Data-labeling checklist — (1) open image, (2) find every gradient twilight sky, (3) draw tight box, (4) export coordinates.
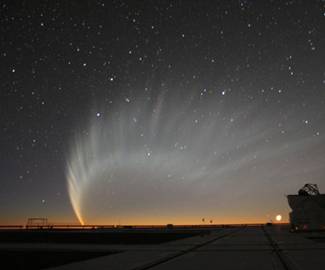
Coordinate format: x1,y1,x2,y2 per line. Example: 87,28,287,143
1,1,325,225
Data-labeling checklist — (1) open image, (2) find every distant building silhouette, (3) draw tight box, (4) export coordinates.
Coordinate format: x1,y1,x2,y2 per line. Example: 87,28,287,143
287,184,325,230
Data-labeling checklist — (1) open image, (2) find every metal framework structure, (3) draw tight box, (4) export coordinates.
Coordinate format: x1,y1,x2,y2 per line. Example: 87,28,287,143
26,217,48,227
298,184,320,196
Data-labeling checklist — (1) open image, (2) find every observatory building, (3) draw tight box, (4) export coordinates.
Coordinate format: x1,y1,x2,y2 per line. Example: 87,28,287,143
287,184,325,230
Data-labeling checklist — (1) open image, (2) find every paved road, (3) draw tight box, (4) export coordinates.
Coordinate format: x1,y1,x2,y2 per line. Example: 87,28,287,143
12,226,325,270
128,226,325,270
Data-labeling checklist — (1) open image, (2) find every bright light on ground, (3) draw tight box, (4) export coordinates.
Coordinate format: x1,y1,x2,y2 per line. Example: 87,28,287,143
275,214,282,221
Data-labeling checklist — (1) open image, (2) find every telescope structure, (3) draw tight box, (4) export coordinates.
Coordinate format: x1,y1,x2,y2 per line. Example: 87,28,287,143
287,184,325,230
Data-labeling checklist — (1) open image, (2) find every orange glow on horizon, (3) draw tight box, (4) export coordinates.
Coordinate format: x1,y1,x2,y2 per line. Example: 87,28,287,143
0,206,290,226
0,214,289,226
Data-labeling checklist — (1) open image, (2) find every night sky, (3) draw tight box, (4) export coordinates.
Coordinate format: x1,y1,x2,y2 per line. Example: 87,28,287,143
1,1,325,225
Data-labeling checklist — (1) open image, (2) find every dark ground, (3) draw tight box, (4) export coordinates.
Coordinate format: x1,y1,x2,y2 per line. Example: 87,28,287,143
0,228,209,269
0,250,117,270
0,228,208,244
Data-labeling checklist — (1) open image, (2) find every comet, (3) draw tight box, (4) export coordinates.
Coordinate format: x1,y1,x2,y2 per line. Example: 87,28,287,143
66,89,323,225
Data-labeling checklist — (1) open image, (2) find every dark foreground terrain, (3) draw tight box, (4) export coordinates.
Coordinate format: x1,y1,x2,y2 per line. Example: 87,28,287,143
1,225,325,270
0,227,206,244
0,227,208,269
0,250,117,270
